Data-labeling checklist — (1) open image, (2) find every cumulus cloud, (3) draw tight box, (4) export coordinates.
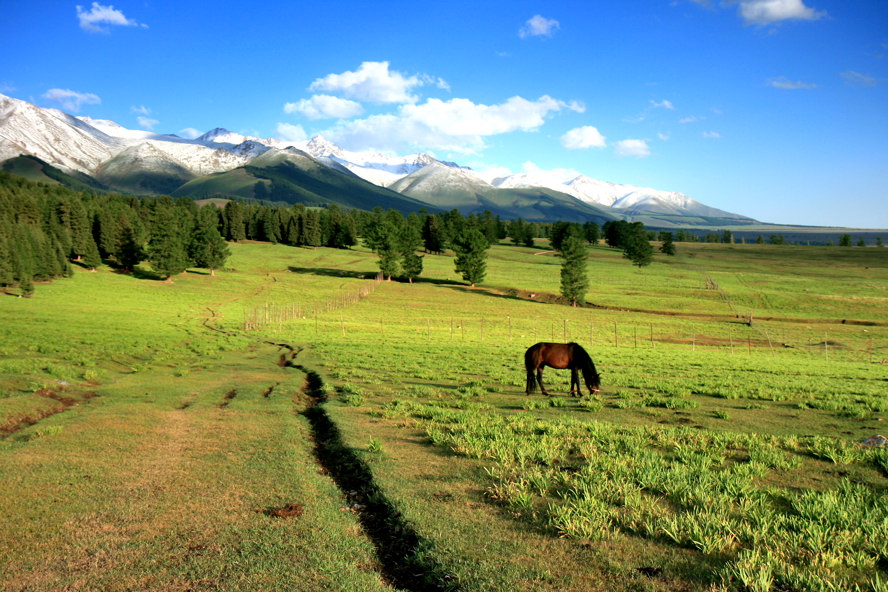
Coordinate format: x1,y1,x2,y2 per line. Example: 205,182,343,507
284,95,364,120
767,76,817,89
737,0,825,26
276,122,308,143
308,61,444,105
560,126,606,150
651,99,675,110
614,139,650,158
519,14,560,38
42,88,100,112
322,95,583,154
76,2,145,33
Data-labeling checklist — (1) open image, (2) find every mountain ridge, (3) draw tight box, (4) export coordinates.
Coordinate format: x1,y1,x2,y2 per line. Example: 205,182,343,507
0,92,753,225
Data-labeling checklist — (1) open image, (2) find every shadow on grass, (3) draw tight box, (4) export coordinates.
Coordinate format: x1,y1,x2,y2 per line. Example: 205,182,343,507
297,368,458,592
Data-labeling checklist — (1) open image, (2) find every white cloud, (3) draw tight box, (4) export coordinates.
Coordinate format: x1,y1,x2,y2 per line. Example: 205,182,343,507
679,115,702,124
137,116,159,130
76,2,145,33
841,71,878,87
284,95,364,120
626,99,676,123
275,122,308,143
614,139,650,158
738,0,825,25
702,131,721,139
322,95,582,154
767,76,817,90
42,88,100,112
178,128,202,139
522,161,582,181
519,14,560,38
131,105,151,116
561,126,606,149
308,61,442,104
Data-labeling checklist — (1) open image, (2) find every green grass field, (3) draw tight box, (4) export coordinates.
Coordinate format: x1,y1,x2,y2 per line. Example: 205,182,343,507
1,240,886,591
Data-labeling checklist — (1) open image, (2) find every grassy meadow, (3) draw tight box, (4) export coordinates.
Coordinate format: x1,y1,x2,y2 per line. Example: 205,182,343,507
1,239,886,591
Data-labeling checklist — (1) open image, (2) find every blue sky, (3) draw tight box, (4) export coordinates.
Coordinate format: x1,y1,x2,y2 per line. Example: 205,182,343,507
2,0,886,228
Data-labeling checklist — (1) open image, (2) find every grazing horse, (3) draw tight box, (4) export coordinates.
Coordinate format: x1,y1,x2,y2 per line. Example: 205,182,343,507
525,342,601,397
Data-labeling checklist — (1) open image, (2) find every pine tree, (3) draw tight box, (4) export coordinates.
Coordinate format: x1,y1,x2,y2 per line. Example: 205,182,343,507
398,220,423,283
302,210,323,247
148,202,188,281
583,221,601,245
364,213,401,280
223,201,246,241
190,206,230,275
559,234,589,306
452,228,489,287
116,224,142,272
659,231,676,256
422,214,445,253
623,224,654,268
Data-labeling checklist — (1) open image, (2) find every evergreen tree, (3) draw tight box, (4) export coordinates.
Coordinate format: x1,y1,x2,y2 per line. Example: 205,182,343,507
148,202,188,281
623,224,654,268
659,231,676,256
402,252,423,283
422,213,445,253
364,211,402,280
398,218,424,283
603,220,631,248
116,224,142,272
551,221,583,251
325,205,357,249
583,221,601,245
559,234,589,307
509,218,534,247
190,206,230,275
452,228,489,287
81,232,102,271
302,210,323,247
223,201,246,241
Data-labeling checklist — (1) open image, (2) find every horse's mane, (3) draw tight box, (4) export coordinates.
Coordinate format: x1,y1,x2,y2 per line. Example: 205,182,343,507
570,343,599,380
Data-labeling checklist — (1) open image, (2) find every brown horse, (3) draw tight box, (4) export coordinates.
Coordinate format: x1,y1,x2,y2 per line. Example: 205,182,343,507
525,342,601,396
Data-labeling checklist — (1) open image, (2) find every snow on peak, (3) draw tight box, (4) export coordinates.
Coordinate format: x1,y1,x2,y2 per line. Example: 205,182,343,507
196,128,248,145
304,135,343,158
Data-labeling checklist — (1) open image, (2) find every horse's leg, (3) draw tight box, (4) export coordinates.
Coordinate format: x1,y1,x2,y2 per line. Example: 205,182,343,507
525,368,536,395
570,368,580,396
536,368,550,396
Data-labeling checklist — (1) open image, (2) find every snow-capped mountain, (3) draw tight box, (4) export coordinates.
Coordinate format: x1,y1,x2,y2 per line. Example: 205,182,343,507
0,92,753,224
300,135,456,188
491,169,750,221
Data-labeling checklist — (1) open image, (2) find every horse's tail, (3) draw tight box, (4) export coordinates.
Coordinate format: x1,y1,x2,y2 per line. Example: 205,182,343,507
524,345,538,393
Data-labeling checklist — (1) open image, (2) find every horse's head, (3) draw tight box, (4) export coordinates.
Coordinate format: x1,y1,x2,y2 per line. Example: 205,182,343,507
586,370,601,395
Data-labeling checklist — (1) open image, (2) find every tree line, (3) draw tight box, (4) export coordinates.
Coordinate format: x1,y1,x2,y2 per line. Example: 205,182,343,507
1,172,671,297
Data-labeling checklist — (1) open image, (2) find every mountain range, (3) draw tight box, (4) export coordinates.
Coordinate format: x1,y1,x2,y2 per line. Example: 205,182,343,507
0,92,756,226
